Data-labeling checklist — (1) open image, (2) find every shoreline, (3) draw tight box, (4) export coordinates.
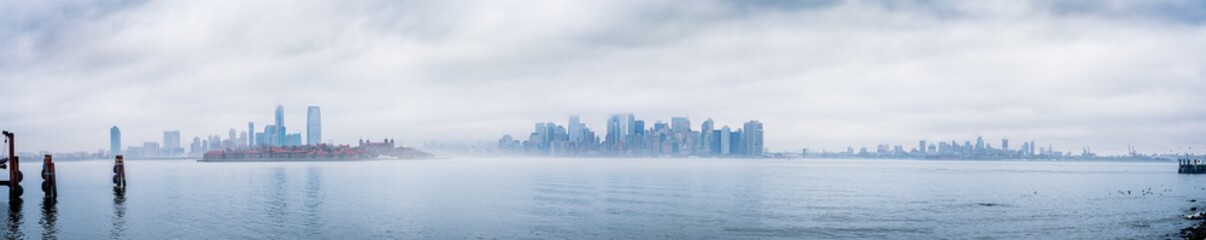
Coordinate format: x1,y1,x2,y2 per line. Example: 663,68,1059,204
197,156,446,163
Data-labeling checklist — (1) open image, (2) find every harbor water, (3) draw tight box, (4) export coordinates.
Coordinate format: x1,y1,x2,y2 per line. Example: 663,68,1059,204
1,158,1202,239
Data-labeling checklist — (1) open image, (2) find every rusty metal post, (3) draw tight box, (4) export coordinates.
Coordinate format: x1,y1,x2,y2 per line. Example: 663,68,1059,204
113,155,126,188
3,131,21,197
41,154,56,198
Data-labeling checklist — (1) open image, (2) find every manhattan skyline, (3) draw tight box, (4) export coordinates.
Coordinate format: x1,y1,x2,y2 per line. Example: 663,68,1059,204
1,1,1204,155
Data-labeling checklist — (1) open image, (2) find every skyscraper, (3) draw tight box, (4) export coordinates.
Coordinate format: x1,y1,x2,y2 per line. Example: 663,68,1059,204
307,106,321,145
110,126,121,156
719,126,731,155
606,114,624,152
743,120,763,157
163,130,181,156
919,140,927,153
248,122,255,147
699,118,714,155
975,136,985,152
1001,138,1009,151
275,104,285,146
568,115,580,144
671,117,690,133
625,113,636,138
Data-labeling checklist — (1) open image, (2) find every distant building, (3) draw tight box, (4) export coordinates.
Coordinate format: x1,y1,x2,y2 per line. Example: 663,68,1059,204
190,137,202,154
163,130,181,156
568,115,581,144
275,104,285,146
720,126,731,155
248,122,255,147
142,142,160,158
110,126,121,157
605,114,624,152
743,120,763,157
287,133,303,146
699,119,714,155
975,136,985,153
307,106,321,145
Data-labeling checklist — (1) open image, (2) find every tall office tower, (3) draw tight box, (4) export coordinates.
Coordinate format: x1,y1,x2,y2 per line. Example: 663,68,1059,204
190,137,201,154
919,140,927,153
625,113,635,138
731,129,744,156
743,121,764,157
1029,141,1036,155
248,122,255,147
534,122,548,147
1001,139,1009,151
671,117,691,154
699,119,714,154
568,115,581,144
975,136,985,152
265,125,277,146
720,126,731,155
229,128,236,144
275,105,285,146
671,117,690,134
110,126,122,156
307,106,321,145
163,130,181,156
606,114,624,152
238,131,248,148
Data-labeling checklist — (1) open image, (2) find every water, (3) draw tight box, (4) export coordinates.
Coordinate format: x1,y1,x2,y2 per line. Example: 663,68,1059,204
1,158,1202,239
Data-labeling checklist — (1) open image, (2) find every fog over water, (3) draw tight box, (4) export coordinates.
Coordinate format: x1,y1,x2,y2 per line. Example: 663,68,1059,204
2,158,1204,239
1,1,1204,154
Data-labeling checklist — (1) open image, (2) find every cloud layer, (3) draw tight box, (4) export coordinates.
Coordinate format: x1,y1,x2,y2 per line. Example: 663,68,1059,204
1,0,1204,155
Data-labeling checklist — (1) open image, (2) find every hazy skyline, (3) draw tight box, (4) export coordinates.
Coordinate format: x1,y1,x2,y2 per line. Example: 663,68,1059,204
1,0,1204,155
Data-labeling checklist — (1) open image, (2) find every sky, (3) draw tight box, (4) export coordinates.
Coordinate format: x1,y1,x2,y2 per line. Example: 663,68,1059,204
1,0,1204,155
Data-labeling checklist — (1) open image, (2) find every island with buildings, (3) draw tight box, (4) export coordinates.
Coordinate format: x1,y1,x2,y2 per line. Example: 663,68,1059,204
98,104,433,162
498,114,765,158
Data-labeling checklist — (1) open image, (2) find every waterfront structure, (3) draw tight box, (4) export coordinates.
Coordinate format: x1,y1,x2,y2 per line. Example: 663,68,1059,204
202,139,431,161
110,126,121,157
307,106,321,145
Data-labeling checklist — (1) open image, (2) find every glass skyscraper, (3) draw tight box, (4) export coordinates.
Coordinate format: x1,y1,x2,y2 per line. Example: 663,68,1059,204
275,104,285,146
110,126,121,156
307,106,321,145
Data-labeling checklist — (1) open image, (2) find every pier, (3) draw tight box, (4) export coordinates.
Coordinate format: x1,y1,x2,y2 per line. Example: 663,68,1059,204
1179,158,1205,174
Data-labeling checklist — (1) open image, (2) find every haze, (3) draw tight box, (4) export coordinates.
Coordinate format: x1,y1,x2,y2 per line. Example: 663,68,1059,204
1,0,1204,155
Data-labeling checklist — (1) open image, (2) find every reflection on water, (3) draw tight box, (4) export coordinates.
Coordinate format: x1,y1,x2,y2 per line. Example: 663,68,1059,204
6,194,21,240
303,167,324,238
0,159,1203,239
111,187,125,240
265,168,288,235
39,195,56,240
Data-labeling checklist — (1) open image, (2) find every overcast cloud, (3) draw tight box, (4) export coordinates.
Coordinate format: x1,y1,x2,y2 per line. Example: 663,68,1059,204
1,0,1204,155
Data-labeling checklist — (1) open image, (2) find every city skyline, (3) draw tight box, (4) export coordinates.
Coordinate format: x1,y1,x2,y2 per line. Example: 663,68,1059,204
2,1,1204,155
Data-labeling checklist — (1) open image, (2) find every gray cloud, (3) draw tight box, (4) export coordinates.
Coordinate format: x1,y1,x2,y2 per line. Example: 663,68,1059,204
1,0,1204,155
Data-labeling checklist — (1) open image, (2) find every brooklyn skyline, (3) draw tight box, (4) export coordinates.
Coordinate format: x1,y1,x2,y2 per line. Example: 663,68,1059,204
1,1,1204,155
